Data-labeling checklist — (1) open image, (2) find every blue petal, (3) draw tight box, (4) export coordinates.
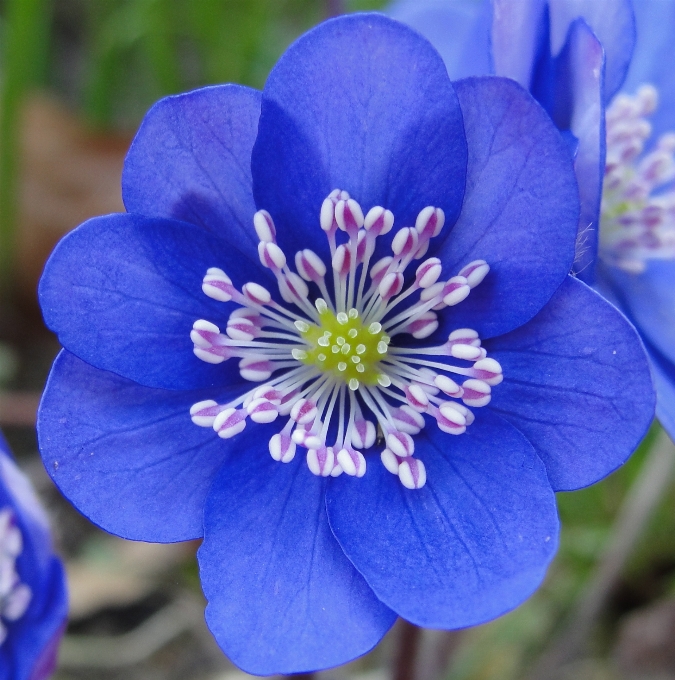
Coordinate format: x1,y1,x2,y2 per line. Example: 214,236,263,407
622,0,675,142
435,76,579,339
486,275,655,492
326,410,558,629
386,0,492,80
492,0,548,87
199,440,396,675
37,351,247,542
0,438,68,680
548,0,635,102
39,212,271,390
123,84,262,263
252,13,467,260
648,346,675,442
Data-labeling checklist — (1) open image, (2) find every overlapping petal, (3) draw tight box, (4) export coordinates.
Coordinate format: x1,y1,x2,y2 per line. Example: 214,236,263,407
38,351,247,542
486,275,654,491
326,410,558,628
434,76,579,339
252,13,467,260
39,213,271,390
0,435,68,680
123,84,262,263
199,445,396,675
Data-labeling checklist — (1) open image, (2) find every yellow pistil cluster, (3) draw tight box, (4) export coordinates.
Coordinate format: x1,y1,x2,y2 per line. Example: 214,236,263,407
292,299,390,390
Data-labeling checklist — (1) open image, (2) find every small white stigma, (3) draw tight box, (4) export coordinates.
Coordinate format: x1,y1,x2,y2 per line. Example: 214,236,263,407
189,191,501,489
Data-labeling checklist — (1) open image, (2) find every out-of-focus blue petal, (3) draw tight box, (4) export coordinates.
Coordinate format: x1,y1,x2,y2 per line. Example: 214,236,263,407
39,213,271,391
326,410,558,629
648,346,675,442
386,0,492,80
252,13,467,261
37,351,247,542
123,85,262,263
0,436,68,680
492,0,548,87
434,76,578,339
199,443,396,675
622,0,675,149
486,275,655,492
548,0,635,102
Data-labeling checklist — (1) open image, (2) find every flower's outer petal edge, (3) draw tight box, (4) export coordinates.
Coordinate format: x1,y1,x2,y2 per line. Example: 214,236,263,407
0,435,68,680
122,84,262,264
649,347,675,443
548,0,635,102
252,12,467,262
487,275,655,492
434,76,579,339
386,0,492,81
326,409,559,629
37,350,247,542
622,0,675,145
199,442,396,675
39,212,272,391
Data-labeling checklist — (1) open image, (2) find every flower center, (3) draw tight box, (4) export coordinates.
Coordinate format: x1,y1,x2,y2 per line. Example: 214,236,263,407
0,508,32,646
601,84,675,273
189,190,502,489
295,305,389,389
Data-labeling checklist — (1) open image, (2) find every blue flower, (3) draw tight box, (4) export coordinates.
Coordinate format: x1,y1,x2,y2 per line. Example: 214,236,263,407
37,13,654,675
0,432,67,680
389,0,675,439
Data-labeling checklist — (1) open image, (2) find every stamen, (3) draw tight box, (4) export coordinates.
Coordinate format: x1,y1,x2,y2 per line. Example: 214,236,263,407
189,192,501,489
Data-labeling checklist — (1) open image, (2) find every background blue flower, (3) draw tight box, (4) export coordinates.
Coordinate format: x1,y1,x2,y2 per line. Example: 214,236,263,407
0,432,67,680
388,0,675,441
37,13,654,675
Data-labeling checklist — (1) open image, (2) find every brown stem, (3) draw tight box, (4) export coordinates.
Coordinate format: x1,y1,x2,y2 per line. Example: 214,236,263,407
393,619,423,680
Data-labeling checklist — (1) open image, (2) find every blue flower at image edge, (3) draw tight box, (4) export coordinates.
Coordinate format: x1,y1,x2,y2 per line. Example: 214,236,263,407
388,0,675,442
37,14,654,675
0,433,67,680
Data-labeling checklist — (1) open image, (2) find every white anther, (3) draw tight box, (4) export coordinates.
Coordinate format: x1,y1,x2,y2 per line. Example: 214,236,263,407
636,84,658,115
341,343,351,354
338,361,348,371
258,241,286,270
335,198,365,232
462,379,492,407
415,258,443,288
392,405,425,434
398,458,427,489
292,427,310,445
368,322,382,334
471,357,504,385
253,209,276,242
380,449,400,474
291,348,308,361
391,227,418,257
434,375,463,397
335,448,366,477
445,400,474,425
415,206,445,239
330,463,344,477
348,308,358,319
377,341,388,354
378,271,404,300
238,357,274,381
318,336,330,347
294,319,310,333
193,346,229,364
438,402,467,426
406,384,429,411
315,298,328,314
407,311,439,339
419,281,444,302
370,256,394,284
307,447,335,477
243,282,271,305
337,312,349,324
459,260,490,288
213,408,247,439
332,244,351,275
253,386,282,403
247,398,279,424
190,400,222,427
269,433,296,463
352,419,376,449
450,344,483,361
442,276,471,306
387,431,414,458
349,378,359,391
280,271,309,303
202,269,233,302
304,433,324,450
364,206,395,235
377,373,391,386
226,318,257,341
291,398,318,424
320,197,337,232
448,328,480,345
348,328,358,338
296,249,327,281
191,319,220,346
